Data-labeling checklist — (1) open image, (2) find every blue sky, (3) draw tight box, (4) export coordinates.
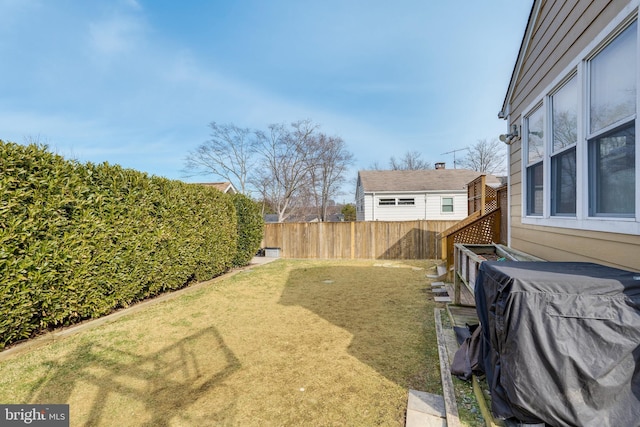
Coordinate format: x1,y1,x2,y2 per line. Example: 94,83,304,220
1,0,532,200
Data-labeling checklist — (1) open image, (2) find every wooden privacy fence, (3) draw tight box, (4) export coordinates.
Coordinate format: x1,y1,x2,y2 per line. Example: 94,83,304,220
262,220,459,260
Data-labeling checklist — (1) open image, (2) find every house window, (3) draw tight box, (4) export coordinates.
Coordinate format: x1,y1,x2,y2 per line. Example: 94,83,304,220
588,21,636,217
442,197,454,213
525,106,544,216
551,148,576,215
551,76,577,216
589,123,635,216
398,198,415,206
378,198,396,206
520,17,639,233
589,22,636,134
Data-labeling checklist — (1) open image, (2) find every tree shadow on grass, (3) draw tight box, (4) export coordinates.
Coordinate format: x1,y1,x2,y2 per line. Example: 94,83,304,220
278,265,433,389
28,326,240,426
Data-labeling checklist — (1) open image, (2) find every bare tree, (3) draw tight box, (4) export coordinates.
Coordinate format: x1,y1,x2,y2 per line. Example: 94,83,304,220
253,120,318,222
185,119,354,222
389,150,432,170
367,160,384,170
252,174,276,216
457,139,506,175
309,133,354,221
183,122,258,194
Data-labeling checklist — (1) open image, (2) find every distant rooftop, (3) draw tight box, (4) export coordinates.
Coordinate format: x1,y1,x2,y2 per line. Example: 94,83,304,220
195,182,237,194
358,169,502,192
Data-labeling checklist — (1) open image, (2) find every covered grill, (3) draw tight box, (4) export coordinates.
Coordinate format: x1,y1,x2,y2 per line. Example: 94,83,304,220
475,261,640,427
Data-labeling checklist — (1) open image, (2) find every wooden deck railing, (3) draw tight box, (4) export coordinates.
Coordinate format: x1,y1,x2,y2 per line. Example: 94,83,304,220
439,175,506,276
440,209,501,275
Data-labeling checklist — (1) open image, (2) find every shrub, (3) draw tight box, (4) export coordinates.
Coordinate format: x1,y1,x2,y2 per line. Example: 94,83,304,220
231,193,264,266
341,204,356,221
0,140,237,349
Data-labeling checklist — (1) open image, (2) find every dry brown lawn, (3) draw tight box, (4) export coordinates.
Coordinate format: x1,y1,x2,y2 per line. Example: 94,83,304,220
0,259,443,426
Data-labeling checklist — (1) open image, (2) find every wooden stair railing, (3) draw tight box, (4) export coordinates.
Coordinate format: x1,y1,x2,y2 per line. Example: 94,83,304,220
440,208,501,278
438,174,506,279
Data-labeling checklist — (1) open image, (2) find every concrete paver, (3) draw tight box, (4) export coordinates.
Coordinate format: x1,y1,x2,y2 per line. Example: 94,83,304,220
406,389,447,427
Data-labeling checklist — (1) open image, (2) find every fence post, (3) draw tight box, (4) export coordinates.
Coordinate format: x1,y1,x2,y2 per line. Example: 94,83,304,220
350,221,355,259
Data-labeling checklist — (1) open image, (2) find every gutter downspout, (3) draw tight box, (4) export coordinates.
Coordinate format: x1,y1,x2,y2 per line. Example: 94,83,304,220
504,108,512,247
424,192,428,220
372,192,375,221
507,127,511,247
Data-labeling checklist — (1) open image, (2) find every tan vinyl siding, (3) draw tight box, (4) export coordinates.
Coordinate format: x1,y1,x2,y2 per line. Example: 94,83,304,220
511,226,640,271
511,2,618,117
506,0,640,272
512,1,593,115
509,142,523,222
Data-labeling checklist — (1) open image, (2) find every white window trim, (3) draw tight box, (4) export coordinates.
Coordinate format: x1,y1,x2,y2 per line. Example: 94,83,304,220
523,102,545,217
378,197,397,206
441,196,454,214
376,195,419,208
520,4,640,235
398,198,416,206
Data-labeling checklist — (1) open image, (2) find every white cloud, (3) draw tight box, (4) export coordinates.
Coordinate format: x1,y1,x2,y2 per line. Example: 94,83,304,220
89,17,141,56
123,0,141,11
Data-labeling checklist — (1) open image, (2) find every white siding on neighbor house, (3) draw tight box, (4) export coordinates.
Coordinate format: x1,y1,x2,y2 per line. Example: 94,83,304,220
356,180,365,221
369,192,426,221
361,191,468,221
362,194,374,220
425,193,468,221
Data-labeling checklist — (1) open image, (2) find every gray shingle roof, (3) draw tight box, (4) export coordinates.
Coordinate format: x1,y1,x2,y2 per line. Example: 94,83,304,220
358,169,502,192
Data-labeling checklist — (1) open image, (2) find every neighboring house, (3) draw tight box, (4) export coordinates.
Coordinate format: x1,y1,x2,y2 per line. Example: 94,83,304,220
499,0,640,271
264,205,345,223
293,204,345,223
264,214,280,223
197,182,237,194
356,165,502,221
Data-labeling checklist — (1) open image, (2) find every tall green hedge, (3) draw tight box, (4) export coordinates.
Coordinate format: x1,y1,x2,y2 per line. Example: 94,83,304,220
0,140,237,349
231,193,264,267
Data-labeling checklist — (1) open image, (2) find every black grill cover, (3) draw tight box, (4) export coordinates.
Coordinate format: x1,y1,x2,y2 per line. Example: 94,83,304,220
475,261,640,427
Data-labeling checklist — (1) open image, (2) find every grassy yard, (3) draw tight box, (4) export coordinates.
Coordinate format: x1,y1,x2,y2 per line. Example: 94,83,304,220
0,259,445,426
